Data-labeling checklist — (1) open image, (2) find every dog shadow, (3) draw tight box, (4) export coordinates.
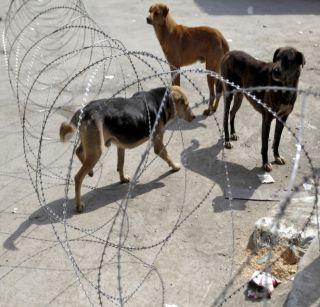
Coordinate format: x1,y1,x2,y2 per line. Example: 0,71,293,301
3,172,172,250
181,139,263,212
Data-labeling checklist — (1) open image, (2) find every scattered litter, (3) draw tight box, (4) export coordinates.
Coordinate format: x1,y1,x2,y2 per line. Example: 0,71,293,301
104,75,114,79
257,174,274,184
247,6,254,15
303,183,313,191
298,31,303,35
256,251,272,264
11,208,18,213
224,186,280,201
227,38,233,43
246,271,280,300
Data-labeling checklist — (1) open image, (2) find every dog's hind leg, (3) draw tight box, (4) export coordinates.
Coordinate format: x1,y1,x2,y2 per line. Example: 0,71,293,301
154,133,180,172
230,92,243,141
76,143,93,177
170,64,180,86
272,115,288,165
202,61,217,116
224,90,233,149
117,147,130,183
74,124,102,213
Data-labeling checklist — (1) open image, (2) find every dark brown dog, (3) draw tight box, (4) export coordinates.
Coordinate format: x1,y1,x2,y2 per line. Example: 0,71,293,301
59,86,195,212
147,3,229,115
215,47,305,172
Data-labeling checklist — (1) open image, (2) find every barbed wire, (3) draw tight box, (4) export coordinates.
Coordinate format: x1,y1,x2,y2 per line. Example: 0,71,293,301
1,0,319,306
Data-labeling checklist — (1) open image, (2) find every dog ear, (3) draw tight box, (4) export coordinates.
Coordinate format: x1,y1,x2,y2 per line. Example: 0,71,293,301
273,48,281,63
296,51,306,68
169,87,182,104
169,89,179,103
162,5,169,17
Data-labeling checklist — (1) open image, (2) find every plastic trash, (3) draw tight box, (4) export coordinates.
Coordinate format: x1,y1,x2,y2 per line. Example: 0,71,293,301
247,271,280,300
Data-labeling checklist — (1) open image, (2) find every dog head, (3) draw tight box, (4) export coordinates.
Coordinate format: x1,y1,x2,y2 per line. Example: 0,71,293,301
271,47,305,86
169,86,195,122
147,3,169,26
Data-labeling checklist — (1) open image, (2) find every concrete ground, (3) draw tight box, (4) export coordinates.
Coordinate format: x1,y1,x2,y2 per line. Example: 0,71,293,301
0,0,320,306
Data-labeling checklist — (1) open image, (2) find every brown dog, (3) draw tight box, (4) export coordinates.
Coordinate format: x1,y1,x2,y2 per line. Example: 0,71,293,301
147,3,229,115
59,86,195,212
214,47,305,172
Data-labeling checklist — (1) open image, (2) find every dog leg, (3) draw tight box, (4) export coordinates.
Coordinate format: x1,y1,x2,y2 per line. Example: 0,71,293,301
230,92,243,141
203,62,218,116
117,147,130,183
154,134,180,171
261,114,273,172
273,115,288,165
170,65,180,86
74,124,102,213
75,152,101,212
76,143,93,177
224,91,233,149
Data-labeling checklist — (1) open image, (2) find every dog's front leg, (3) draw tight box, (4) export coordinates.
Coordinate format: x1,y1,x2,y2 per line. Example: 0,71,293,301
153,133,180,171
273,115,288,165
224,92,233,149
117,147,130,183
170,65,180,86
261,114,273,172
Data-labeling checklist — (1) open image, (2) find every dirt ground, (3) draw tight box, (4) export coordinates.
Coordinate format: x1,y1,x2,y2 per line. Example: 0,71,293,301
0,0,320,306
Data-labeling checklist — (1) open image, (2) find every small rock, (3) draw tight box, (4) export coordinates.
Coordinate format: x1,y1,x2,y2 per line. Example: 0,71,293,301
281,246,299,265
104,75,114,79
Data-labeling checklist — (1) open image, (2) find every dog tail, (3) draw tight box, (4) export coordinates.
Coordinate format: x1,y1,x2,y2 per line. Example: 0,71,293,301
59,122,76,142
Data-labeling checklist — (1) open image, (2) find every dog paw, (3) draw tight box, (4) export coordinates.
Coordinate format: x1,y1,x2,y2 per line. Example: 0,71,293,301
203,109,211,116
171,163,181,172
225,142,233,149
275,156,286,165
230,133,238,141
88,170,94,177
76,202,85,213
120,176,130,183
263,163,272,172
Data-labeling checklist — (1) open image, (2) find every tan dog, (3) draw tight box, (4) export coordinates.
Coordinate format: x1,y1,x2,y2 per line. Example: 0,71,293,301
147,3,229,115
59,86,195,212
